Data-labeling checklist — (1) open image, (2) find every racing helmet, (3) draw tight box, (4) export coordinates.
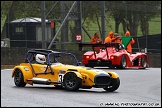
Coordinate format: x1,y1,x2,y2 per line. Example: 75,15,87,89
35,54,46,64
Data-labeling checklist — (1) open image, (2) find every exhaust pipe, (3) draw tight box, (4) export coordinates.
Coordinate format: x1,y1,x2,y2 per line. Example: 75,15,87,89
32,77,51,85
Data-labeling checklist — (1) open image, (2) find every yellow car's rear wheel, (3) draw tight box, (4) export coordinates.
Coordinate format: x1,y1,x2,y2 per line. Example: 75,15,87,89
14,69,26,87
63,72,82,91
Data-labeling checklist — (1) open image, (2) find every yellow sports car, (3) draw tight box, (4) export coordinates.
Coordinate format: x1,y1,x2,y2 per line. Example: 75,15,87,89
12,49,120,91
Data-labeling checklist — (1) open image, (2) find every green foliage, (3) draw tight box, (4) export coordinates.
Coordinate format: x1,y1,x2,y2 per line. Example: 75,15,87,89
105,1,161,36
1,1,12,20
1,1,161,43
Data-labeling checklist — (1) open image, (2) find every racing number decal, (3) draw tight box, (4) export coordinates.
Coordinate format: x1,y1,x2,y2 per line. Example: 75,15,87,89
58,74,64,82
58,70,66,82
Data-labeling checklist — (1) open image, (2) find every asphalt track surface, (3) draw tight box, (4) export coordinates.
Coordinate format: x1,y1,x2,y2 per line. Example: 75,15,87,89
1,68,161,107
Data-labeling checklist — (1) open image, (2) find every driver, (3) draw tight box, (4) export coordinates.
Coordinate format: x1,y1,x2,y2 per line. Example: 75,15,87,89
35,54,46,64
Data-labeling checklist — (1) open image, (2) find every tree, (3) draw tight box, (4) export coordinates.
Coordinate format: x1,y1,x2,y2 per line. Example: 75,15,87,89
82,1,101,28
105,1,161,36
105,1,126,33
1,1,14,39
1,1,161,39
125,1,161,36
139,1,161,36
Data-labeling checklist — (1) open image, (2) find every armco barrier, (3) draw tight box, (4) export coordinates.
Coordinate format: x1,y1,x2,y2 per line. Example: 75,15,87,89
1,47,161,68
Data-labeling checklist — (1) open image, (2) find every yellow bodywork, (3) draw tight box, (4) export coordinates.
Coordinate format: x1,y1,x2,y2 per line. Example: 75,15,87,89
12,63,119,87
107,72,119,79
12,63,34,85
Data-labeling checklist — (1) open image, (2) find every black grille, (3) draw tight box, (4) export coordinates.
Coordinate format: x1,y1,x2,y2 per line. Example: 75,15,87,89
89,60,111,66
94,75,111,86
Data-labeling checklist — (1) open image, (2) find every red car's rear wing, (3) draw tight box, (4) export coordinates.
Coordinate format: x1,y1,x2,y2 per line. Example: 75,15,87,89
79,42,121,58
79,42,121,50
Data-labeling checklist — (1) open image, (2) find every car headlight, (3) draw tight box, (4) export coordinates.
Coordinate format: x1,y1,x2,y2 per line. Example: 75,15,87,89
86,56,89,59
110,55,116,60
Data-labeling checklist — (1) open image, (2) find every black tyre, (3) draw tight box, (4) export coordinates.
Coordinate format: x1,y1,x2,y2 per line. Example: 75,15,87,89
63,72,82,91
118,55,126,69
103,78,120,92
14,69,26,87
141,56,147,69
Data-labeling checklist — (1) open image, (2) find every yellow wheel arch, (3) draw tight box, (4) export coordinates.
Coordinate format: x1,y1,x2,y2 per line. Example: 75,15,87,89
12,66,34,83
107,72,119,79
66,71,83,80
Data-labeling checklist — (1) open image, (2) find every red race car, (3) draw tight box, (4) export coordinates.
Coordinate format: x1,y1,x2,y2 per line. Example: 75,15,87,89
79,42,149,69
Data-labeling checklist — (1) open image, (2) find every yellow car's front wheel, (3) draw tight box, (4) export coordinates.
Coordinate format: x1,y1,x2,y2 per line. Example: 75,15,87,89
103,78,120,92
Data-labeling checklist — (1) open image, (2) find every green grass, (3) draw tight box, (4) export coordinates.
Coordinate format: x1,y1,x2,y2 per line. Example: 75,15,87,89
81,17,161,43
148,17,161,35
56,17,161,50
